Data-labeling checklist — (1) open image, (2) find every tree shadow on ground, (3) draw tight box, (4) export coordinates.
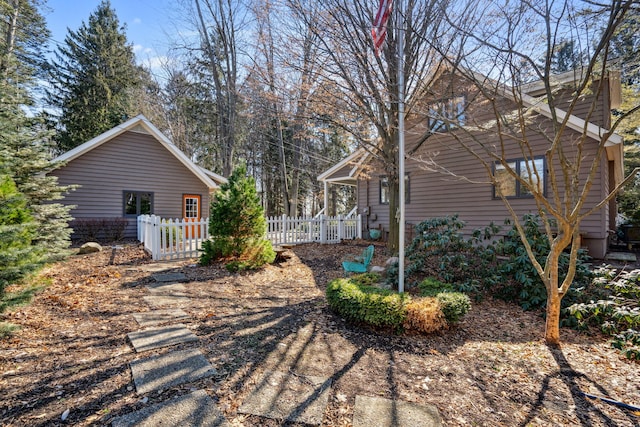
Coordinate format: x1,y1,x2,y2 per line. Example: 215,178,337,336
518,346,640,427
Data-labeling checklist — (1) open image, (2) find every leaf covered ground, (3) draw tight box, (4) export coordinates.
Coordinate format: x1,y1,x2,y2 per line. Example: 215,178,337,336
1,241,639,426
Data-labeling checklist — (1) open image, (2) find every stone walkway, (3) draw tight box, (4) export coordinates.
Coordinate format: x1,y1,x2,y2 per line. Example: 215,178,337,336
111,264,442,427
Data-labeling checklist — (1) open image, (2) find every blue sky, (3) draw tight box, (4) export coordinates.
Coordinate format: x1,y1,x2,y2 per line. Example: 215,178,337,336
44,0,181,78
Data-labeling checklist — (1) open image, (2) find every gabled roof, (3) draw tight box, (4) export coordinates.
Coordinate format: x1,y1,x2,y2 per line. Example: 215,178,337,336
319,68,623,184
52,115,226,190
317,148,370,186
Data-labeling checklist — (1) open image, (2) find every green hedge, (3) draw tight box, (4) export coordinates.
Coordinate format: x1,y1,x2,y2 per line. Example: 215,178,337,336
435,292,471,323
327,275,471,332
326,276,408,331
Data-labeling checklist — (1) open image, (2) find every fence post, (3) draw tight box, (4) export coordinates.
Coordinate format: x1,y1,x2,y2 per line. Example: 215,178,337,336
338,215,344,241
151,215,160,261
320,215,327,244
357,214,362,239
281,214,287,245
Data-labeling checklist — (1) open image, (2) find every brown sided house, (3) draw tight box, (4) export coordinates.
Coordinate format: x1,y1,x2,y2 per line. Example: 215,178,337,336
318,69,624,259
49,115,227,240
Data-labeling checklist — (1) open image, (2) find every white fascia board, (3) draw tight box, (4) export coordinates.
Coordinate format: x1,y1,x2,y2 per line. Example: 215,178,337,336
317,148,367,182
520,94,623,147
460,67,622,146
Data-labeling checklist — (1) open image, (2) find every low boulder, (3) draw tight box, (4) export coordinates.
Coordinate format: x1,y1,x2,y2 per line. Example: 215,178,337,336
385,257,399,266
370,265,386,274
78,242,102,254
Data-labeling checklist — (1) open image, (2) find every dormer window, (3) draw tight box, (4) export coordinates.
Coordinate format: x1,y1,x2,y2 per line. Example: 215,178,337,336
428,96,466,132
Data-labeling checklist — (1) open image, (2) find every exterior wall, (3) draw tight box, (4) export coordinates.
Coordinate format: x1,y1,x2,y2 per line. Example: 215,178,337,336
544,78,611,129
50,130,211,238
357,73,614,259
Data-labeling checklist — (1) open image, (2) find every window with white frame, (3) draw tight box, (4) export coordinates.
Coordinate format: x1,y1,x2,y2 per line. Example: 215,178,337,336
427,96,466,132
379,175,410,204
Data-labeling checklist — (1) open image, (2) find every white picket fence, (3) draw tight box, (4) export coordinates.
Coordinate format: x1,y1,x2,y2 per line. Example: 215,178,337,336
137,214,362,261
266,214,362,245
137,215,209,261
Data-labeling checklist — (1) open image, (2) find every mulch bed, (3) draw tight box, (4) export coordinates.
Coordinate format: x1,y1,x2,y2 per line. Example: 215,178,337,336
1,240,639,426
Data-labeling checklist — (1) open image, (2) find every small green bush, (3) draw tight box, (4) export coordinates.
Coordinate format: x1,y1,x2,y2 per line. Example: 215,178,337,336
389,215,500,293
350,272,382,287
494,214,593,311
326,278,408,331
436,292,471,324
568,266,640,360
418,277,454,296
200,165,274,270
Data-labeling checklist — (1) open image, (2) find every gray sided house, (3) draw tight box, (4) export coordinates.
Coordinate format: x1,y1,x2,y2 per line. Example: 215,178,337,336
49,115,227,240
319,70,624,259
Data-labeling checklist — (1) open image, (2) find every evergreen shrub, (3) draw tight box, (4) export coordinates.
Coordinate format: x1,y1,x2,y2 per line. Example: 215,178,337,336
569,266,640,360
326,277,408,331
418,277,454,296
436,292,471,324
494,214,593,311
0,176,41,297
389,215,500,294
200,165,275,270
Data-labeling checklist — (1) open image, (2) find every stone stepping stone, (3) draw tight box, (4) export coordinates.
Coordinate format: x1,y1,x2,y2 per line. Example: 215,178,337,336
132,309,189,327
152,272,187,282
143,295,191,308
128,324,199,352
111,389,231,427
238,370,331,425
130,348,216,395
352,395,442,427
146,282,187,295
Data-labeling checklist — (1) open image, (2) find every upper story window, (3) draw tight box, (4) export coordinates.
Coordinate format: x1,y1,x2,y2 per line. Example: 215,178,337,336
493,157,545,198
380,175,410,205
428,96,466,132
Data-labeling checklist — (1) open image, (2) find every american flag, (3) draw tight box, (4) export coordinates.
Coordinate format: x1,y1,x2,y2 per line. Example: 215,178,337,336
371,0,393,56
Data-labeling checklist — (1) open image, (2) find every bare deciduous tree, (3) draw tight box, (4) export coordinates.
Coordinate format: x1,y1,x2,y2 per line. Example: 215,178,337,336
291,0,452,252
417,0,640,345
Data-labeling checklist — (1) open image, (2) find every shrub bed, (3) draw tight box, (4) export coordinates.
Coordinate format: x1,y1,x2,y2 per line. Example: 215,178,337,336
326,274,470,334
326,274,408,331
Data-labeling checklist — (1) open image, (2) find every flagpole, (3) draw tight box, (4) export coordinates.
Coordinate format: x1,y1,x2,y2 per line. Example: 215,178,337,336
397,0,405,294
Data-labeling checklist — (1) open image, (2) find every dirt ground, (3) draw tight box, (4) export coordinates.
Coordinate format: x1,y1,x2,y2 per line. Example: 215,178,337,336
1,241,639,427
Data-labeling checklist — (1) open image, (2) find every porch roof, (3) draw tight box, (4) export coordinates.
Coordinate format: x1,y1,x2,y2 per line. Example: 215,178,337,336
317,148,369,186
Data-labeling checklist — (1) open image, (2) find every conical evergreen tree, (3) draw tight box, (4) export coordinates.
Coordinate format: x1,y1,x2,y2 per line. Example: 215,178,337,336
0,0,73,268
201,164,275,270
47,0,142,152
0,175,41,296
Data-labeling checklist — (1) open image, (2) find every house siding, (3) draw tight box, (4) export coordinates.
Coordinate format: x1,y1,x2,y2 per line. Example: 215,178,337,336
50,130,211,238
358,75,613,258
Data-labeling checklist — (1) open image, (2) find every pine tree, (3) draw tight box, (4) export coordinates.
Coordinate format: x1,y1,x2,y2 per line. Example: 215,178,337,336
200,164,275,270
0,175,41,297
47,0,142,152
0,0,73,265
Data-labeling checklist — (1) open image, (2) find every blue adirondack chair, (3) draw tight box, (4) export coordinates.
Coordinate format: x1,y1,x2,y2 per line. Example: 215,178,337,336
342,245,375,274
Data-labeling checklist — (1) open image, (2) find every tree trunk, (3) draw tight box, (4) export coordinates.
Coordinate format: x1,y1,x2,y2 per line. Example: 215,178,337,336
545,295,562,346
387,178,399,253
0,1,19,81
